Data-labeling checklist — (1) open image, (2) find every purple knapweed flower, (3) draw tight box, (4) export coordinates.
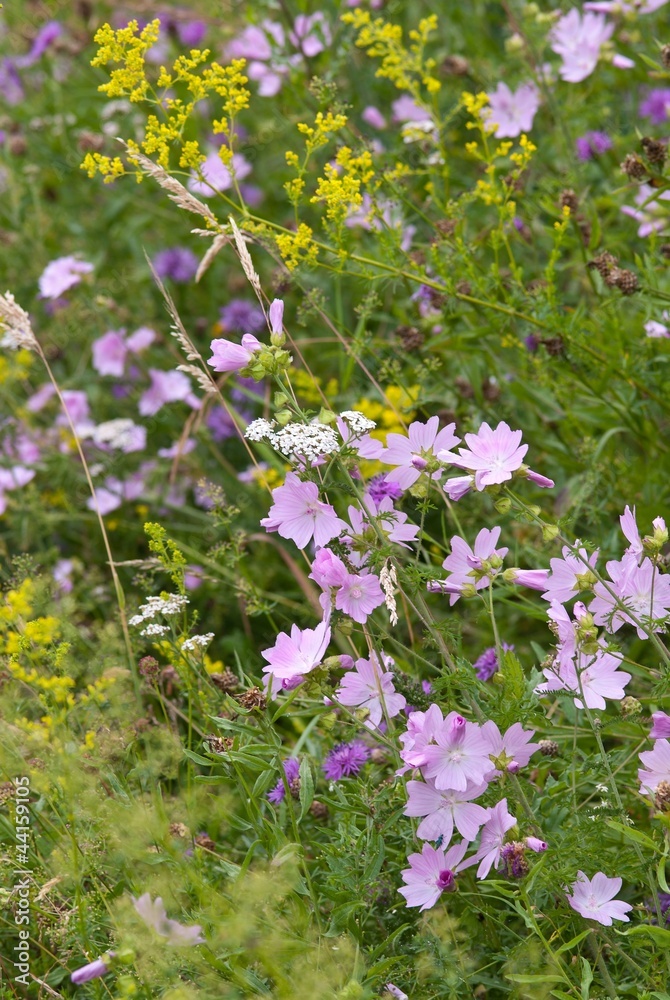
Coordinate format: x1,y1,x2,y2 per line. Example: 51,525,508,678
260,472,347,549
576,130,613,160
267,757,301,804
566,872,632,925
132,893,204,945
153,246,199,283
220,298,266,334
367,474,404,505
335,653,406,729
640,88,670,125
484,82,540,138
38,255,93,299
323,740,370,780
176,20,207,47
398,840,469,911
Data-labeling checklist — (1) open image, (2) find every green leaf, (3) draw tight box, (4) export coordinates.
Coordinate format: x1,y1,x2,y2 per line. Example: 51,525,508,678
622,925,670,946
556,929,591,954
183,749,214,767
299,756,314,820
580,957,593,1000
605,819,658,852
550,992,576,1000
658,856,670,894
506,973,566,984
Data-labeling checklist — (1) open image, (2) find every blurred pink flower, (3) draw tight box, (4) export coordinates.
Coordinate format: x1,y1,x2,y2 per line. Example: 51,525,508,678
38,255,93,299
485,82,539,138
188,152,251,196
550,10,613,83
139,369,199,416
132,893,204,945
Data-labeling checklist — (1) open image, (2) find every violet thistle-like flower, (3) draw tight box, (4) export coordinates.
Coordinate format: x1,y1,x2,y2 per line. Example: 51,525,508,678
267,757,301,804
323,740,371,781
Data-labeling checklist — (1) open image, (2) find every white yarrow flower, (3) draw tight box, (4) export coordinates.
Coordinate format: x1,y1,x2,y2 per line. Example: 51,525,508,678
182,633,215,651
244,418,277,442
272,422,340,464
339,410,376,434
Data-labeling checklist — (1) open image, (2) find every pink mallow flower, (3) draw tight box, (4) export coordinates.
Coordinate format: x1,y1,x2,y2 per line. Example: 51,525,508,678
404,778,489,846
621,184,670,238
335,652,406,728
566,872,632,926
261,621,330,694
460,798,517,879
484,82,539,138
208,332,262,373
0,465,35,515
261,473,347,549
380,417,460,491
398,840,469,911
550,10,613,83
439,420,553,496
428,527,508,606
542,544,599,603
650,712,670,740
139,369,199,416
589,553,670,639
38,255,93,299
345,496,419,552
414,712,493,792
481,721,539,775
132,893,204,945
638,738,670,796
92,326,155,377
335,570,385,624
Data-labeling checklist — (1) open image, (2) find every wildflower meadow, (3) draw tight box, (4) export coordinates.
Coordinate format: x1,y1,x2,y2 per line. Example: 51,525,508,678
3,1,670,997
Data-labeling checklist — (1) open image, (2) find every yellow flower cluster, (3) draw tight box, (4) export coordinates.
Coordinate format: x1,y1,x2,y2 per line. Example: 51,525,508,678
84,20,249,180
276,223,319,271
291,368,338,405
342,10,440,99
0,348,32,385
90,18,160,101
311,147,375,229
297,111,348,155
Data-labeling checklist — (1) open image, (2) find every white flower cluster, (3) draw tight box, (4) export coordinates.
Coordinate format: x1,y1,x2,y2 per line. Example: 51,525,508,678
182,633,214,651
129,593,190,627
339,410,376,435
244,417,340,464
273,423,340,463
91,418,143,450
244,418,276,442
140,623,170,637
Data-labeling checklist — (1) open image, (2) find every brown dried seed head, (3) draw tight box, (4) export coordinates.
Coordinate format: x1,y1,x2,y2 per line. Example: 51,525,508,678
207,735,233,754
588,251,618,276
442,54,469,75
210,668,239,692
538,739,559,757
169,822,189,838
655,780,670,812
614,269,639,295
620,153,647,180
238,687,266,711
194,833,216,850
310,800,329,820
397,325,424,351
559,189,579,212
642,137,667,166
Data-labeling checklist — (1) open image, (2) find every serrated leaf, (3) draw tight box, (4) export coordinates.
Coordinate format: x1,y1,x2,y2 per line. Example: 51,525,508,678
299,756,314,820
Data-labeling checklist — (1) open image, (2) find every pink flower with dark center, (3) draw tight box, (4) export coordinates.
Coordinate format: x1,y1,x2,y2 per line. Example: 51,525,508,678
335,570,385,623
335,653,406,728
38,255,93,299
261,621,330,694
566,872,632,925
380,417,460,491
404,778,489,846
460,798,517,879
261,473,347,549
418,712,493,791
208,333,262,373
428,527,508,606
485,81,540,138
398,840,469,911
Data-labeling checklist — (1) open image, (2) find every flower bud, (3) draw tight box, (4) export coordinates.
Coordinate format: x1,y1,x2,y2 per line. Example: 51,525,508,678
274,408,293,426
620,696,642,717
495,497,512,514
337,617,355,636
460,583,477,599
274,391,289,407
542,523,559,542
318,407,337,424
524,836,547,852
270,329,286,348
